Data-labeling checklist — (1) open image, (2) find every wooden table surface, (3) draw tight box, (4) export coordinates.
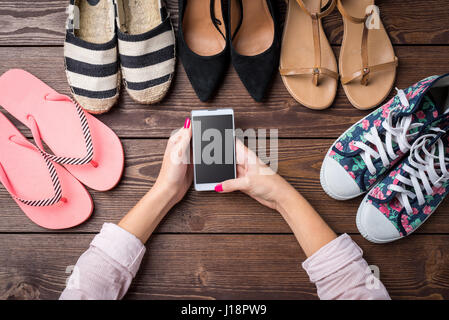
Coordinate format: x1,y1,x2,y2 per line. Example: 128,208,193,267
1,0,449,300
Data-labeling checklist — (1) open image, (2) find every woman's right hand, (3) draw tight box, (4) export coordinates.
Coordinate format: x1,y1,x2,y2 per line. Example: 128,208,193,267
215,139,296,211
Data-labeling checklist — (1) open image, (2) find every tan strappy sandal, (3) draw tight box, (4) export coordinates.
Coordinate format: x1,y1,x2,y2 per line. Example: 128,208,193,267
280,0,338,110
338,0,398,110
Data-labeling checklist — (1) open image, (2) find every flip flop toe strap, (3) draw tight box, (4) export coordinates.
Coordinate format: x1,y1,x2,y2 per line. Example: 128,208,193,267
280,67,339,85
27,93,95,166
0,136,64,207
341,57,398,85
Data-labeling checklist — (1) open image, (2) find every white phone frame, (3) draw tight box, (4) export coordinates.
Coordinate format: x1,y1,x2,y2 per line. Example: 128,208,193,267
191,108,236,191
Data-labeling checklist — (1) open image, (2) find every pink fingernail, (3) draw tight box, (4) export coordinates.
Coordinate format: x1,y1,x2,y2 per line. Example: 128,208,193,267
215,184,223,192
184,117,191,129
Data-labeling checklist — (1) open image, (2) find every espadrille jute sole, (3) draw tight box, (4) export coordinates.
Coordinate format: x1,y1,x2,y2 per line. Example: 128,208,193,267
126,75,174,105
69,71,122,115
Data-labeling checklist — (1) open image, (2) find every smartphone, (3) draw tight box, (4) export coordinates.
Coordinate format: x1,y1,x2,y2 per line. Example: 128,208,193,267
191,109,236,191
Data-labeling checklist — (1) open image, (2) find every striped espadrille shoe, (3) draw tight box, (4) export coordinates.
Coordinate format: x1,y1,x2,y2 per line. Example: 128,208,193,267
115,0,176,104
64,0,120,114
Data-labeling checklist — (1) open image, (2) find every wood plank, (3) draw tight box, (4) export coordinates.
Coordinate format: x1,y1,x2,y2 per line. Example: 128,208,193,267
2,139,449,234
0,0,448,46
1,46,449,138
1,233,448,300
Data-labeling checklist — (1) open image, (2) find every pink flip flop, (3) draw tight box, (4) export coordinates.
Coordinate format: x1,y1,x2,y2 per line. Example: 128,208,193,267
0,112,93,229
0,69,124,191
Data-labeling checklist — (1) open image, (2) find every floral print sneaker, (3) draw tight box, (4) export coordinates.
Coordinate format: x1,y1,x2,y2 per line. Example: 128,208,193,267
357,128,449,243
320,74,449,200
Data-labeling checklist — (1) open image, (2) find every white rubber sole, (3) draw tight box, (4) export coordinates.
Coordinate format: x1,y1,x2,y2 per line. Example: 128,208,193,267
319,156,364,201
356,189,444,244
320,119,366,201
356,194,397,244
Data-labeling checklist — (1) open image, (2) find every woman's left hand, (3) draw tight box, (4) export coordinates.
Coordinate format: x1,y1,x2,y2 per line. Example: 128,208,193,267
153,118,193,205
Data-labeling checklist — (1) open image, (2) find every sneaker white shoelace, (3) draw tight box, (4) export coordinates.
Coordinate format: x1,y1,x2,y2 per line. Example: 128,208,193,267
353,89,423,175
389,130,449,214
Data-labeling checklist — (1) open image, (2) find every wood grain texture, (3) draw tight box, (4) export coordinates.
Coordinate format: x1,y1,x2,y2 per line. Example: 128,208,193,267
1,0,449,302
1,46,449,138
1,139,449,234
1,234,448,300
0,0,448,46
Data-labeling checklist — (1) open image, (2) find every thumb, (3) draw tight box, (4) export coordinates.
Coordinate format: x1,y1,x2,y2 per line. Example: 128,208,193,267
215,178,247,193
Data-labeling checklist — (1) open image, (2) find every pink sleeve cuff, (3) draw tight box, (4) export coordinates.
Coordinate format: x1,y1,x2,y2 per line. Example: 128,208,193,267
90,223,146,277
302,234,363,282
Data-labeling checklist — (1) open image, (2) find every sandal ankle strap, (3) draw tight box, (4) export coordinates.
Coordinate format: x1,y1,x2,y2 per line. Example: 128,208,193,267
296,0,336,19
336,0,373,24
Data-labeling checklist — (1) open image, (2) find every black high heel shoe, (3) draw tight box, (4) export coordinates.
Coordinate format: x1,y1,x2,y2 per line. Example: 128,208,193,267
229,0,280,102
177,0,229,102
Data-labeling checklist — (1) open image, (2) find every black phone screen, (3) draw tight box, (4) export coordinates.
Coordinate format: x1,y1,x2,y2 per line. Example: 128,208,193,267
192,114,235,184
